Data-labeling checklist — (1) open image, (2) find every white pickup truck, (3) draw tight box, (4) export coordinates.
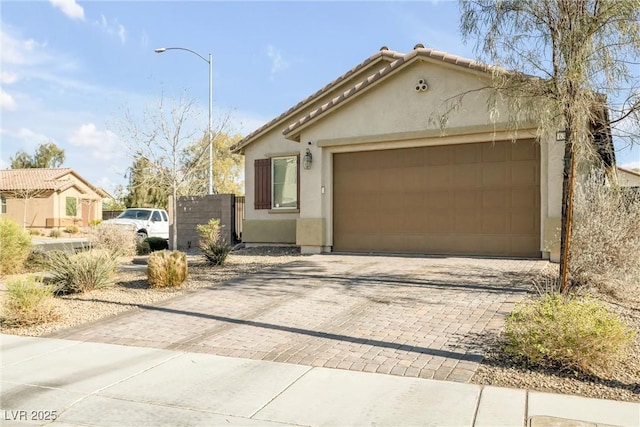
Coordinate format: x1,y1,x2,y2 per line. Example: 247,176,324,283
103,208,169,241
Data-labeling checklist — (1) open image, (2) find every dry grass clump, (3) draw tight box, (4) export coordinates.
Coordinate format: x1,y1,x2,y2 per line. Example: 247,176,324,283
0,217,32,276
147,250,188,288
1,276,59,327
571,172,640,296
45,249,120,294
505,293,635,376
87,223,137,257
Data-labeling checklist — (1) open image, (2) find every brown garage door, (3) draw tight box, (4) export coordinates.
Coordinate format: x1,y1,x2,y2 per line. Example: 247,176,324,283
333,140,540,257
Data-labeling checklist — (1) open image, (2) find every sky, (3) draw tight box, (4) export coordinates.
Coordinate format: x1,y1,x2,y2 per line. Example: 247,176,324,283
1,0,638,196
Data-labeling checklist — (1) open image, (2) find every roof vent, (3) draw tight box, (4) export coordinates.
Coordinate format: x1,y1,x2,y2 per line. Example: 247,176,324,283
379,46,389,51
413,43,425,50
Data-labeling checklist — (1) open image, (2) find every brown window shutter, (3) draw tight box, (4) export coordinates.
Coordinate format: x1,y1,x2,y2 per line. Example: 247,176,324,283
254,158,271,209
296,155,300,209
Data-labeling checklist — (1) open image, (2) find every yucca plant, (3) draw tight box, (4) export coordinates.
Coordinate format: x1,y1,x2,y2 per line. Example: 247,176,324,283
45,249,119,294
197,219,231,266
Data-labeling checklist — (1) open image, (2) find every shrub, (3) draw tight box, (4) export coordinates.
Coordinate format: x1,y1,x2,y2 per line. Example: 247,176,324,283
89,219,102,226
571,171,640,293
49,229,61,238
197,219,231,266
147,250,188,288
64,225,79,234
505,294,635,375
1,276,59,327
45,249,119,294
29,229,41,236
24,248,48,272
137,240,151,255
0,217,32,276
87,223,137,257
145,237,169,252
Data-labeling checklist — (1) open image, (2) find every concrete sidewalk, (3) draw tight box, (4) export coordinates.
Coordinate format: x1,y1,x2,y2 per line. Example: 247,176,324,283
1,335,638,427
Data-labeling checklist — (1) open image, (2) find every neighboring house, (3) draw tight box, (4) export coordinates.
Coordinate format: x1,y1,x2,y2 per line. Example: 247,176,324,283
231,45,615,261
616,166,640,188
0,168,107,229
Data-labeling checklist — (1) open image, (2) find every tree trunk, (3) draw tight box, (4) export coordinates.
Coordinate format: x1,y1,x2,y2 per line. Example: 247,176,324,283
559,129,576,294
171,187,178,251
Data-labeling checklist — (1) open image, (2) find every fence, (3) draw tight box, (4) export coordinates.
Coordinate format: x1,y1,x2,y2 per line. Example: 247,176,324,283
235,196,245,242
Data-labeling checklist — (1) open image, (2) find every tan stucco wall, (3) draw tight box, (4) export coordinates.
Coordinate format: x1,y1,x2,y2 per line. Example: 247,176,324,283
5,196,54,228
617,168,640,187
296,218,325,247
243,58,565,258
243,219,296,243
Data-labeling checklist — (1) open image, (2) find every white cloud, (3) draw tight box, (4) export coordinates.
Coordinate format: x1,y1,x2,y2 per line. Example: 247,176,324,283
266,45,289,78
48,0,85,21
0,88,17,111
95,15,127,44
1,71,18,84
0,29,48,66
69,123,120,160
621,160,640,170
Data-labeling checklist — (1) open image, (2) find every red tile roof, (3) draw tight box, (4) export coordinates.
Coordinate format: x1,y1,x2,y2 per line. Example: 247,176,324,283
0,168,108,197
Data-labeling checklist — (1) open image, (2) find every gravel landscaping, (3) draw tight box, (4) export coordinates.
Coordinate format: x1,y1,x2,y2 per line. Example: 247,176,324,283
1,249,638,403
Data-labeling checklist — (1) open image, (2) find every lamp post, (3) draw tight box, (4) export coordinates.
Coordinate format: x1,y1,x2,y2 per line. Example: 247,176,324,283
154,47,214,195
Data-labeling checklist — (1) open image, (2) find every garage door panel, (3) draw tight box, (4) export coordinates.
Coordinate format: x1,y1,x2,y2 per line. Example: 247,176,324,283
511,142,539,160
511,162,538,185
482,142,508,162
453,164,481,188
333,140,540,257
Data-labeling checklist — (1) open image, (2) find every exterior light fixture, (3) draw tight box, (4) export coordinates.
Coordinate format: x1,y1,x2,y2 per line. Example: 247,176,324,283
303,148,313,170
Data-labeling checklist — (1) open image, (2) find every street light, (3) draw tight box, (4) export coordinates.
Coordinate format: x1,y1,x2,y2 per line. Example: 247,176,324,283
154,47,214,195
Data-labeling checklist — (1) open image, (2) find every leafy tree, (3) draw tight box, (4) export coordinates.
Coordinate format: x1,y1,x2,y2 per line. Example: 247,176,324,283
10,142,65,169
183,132,245,195
459,0,640,292
123,157,170,209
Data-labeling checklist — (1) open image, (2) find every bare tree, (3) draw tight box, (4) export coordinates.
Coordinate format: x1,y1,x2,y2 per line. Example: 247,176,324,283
8,189,49,230
459,0,640,292
116,92,204,250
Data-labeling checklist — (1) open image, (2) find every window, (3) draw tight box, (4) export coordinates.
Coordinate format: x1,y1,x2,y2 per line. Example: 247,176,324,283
272,156,298,209
151,210,162,221
65,197,77,216
254,156,299,210
0,196,6,214
160,211,168,221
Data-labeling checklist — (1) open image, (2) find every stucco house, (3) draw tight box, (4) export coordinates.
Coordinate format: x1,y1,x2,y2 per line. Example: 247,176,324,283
0,168,107,229
616,166,640,188
231,45,615,261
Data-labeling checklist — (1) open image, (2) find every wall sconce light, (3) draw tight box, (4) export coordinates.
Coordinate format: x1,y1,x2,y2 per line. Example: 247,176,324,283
303,148,313,170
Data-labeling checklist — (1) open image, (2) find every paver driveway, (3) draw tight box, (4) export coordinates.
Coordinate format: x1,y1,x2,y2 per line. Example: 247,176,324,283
50,254,547,382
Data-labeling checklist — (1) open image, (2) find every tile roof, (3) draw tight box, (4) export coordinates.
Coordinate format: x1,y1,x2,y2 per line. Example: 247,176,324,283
0,168,108,197
282,47,493,139
230,46,493,152
229,48,404,153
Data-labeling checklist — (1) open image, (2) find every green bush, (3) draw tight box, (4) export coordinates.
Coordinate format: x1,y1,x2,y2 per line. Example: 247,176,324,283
87,223,137,257
136,240,151,255
147,250,188,288
0,217,32,276
64,225,79,234
197,219,231,266
89,219,102,226
145,237,169,252
45,249,119,294
49,229,62,238
505,294,635,375
29,229,42,236
1,276,59,327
